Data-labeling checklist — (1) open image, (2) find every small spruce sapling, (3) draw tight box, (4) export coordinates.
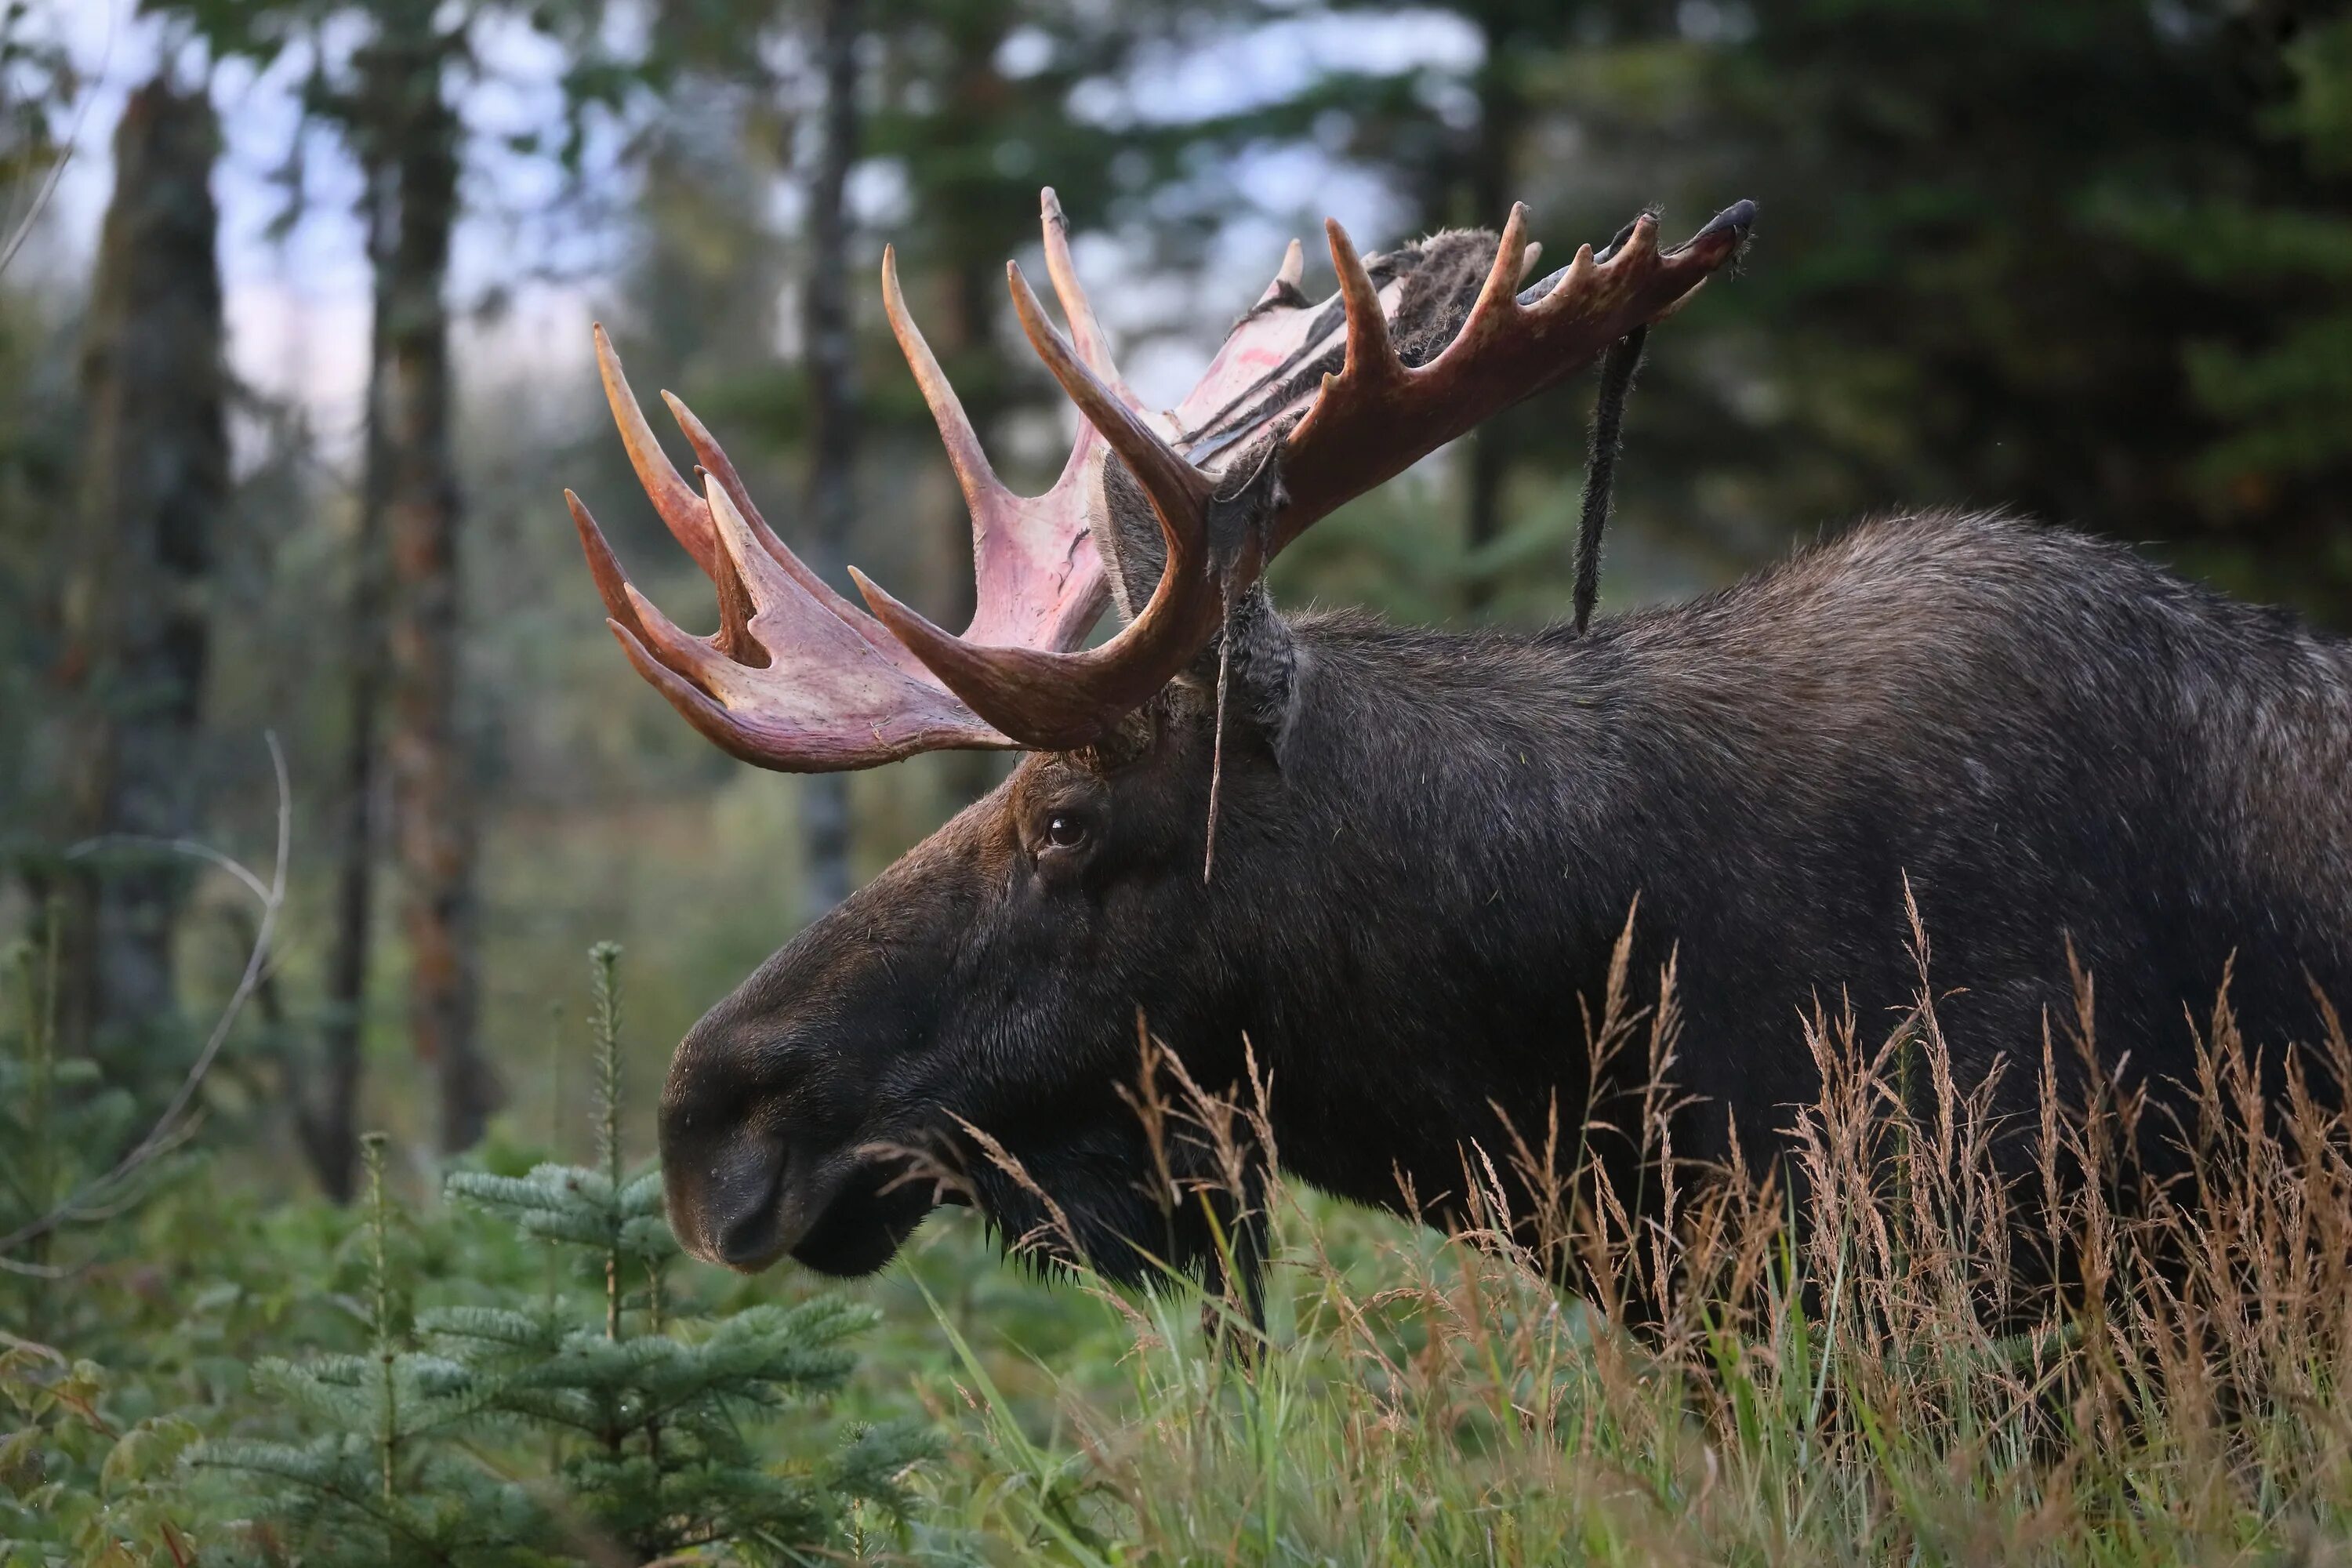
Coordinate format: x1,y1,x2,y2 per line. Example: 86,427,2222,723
201,946,921,1564
431,942,927,1563
196,1134,546,1566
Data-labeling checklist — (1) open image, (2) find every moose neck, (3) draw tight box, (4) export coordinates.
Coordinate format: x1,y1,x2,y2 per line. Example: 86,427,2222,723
1196,611,1648,1225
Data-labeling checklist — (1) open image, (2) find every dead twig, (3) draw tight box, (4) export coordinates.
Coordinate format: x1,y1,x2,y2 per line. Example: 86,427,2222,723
0,732,289,1256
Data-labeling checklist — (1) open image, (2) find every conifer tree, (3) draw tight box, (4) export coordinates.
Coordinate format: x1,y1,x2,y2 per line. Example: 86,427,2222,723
197,1134,545,1566
433,943,924,1562
205,945,924,1566
1,920,162,1339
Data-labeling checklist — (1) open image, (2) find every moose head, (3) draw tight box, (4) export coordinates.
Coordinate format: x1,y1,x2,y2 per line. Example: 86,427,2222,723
566,190,1752,1287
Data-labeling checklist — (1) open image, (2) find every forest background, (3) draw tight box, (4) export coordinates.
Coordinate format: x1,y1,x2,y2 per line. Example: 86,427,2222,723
9,0,2351,1177
2,0,2351,1555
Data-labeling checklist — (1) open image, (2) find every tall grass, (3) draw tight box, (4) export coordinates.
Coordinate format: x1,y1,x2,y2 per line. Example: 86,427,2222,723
916,911,2352,1565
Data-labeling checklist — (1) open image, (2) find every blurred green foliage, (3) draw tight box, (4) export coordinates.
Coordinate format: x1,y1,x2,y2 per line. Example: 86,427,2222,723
6,949,930,1565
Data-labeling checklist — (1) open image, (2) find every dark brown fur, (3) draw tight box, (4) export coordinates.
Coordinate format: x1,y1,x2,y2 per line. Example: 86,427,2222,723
660,512,2352,1294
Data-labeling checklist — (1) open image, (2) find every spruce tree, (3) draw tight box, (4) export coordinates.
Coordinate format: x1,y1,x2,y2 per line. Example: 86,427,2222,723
197,1134,546,1566
431,943,925,1562
205,944,925,1565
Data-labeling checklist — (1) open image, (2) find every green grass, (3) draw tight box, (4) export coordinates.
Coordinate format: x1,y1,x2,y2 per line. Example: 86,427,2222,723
846,935,2352,1566
18,923,2352,1565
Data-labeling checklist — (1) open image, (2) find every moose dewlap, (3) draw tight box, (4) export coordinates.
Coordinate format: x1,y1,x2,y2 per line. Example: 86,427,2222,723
564,188,2350,1308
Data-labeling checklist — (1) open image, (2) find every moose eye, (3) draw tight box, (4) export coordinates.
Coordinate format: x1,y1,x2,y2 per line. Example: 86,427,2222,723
1044,813,1089,851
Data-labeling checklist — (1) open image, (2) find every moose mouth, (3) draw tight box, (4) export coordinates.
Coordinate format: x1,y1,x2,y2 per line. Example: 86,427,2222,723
792,1163,937,1276
718,1153,939,1278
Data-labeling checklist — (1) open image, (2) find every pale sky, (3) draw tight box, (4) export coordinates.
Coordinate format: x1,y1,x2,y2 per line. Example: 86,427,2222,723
37,0,1477,462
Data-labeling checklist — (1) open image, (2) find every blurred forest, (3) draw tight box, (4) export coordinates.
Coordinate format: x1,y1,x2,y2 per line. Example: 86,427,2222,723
2,0,2349,1218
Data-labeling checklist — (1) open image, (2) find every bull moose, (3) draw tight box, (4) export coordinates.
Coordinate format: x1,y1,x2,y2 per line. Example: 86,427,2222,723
562,190,2352,1304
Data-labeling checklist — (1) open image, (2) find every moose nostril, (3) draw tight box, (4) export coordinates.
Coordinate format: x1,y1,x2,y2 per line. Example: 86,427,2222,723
699,1143,791,1270
716,1204,784,1269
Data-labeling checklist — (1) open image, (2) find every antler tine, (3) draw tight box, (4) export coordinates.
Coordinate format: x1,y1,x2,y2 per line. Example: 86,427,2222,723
566,481,764,709
596,327,931,677
659,392,847,664
569,481,763,688
702,473,800,666
594,325,719,577
612,573,762,710
604,616,778,767
1039,187,1126,390
881,243,1007,519
850,543,1220,750
1452,202,1534,356
1537,212,1661,318
564,482,753,692
699,469,799,612
1006,260,1214,539
659,389,911,655
1249,238,1306,309
1323,218,1399,389
880,209,1112,659
575,490,1018,771
564,489,652,644
846,262,1220,748
1610,212,1660,269
1554,242,1599,299
709,540,764,666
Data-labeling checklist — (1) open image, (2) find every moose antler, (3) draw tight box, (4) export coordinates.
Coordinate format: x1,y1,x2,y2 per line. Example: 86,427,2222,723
851,198,1755,746
564,191,1122,768
568,189,1753,766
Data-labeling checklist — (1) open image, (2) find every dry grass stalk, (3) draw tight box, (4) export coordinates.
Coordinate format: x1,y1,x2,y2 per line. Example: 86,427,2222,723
924,916,2352,1563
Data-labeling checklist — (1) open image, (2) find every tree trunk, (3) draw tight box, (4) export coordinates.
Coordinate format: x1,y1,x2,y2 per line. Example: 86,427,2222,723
1460,12,1524,612
800,0,862,921
56,76,226,1079
1461,428,1511,612
304,519,379,1194
302,111,405,1203
932,17,1013,808
359,16,499,1152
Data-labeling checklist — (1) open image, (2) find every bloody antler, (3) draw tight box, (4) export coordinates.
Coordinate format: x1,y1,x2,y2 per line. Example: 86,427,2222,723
880,191,1118,655
565,191,1123,770
568,189,1753,767
849,252,1225,750
851,198,1753,746
1273,201,1751,556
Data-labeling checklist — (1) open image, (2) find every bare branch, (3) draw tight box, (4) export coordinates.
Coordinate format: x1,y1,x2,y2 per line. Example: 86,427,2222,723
1,733,290,1257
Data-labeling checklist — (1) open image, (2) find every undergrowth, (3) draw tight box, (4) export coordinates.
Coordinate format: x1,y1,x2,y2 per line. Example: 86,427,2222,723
13,910,2352,1564
905,908,2352,1566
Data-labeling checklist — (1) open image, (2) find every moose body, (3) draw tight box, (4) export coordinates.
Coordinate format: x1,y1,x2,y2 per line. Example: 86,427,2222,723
564,190,2350,1299
658,512,2352,1283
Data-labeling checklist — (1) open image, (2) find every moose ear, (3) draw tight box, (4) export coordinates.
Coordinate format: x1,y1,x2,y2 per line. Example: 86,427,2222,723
1091,446,1170,622
1099,437,1305,766
1203,583,1303,765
